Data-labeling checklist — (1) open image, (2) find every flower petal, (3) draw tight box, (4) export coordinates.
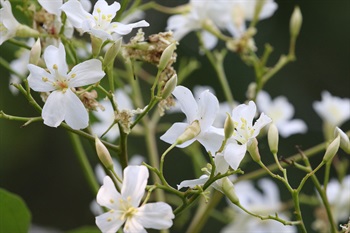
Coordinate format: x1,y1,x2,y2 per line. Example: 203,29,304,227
96,211,124,233
121,165,148,207
172,86,198,123
93,0,120,20
60,0,91,29
41,91,66,128
277,119,307,138
68,59,105,87
197,90,219,131
160,122,196,148
223,142,247,170
135,203,174,230
44,43,68,75
197,126,224,154
252,112,272,138
177,175,209,190
124,218,146,233
27,64,56,92
38,0,62,16
111,20,149,35
97,176,122,210
63,89,89,130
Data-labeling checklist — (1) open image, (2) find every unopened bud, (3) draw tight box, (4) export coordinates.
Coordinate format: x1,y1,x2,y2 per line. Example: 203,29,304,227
224,113,234,139
334,127,350,154
247,138,261,162
29,38,41,65
103,39,122,67
162,74,177,99
176,120,201,145
246,82,257,100
290,6,302,39
95,136,114,170
91,35,103,57
221,177,239,205
158,43,176,71
323,136,340,163
268,124,279,154
15,24,39,38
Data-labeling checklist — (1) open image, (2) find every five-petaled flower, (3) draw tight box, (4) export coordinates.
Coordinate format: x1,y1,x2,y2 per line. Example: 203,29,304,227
61,0,149,42
27,42,105,130
95,165,174,233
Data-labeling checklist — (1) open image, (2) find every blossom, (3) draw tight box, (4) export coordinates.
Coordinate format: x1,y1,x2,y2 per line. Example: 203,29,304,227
313,91,350,127
92,88,134,142
27,42,105,130
256,90,307,137
221,179,297,233
222,101,272,169
61,0,149,41
166,0,277,49
160,85,223,153
95,165,174,233
0,0,20,45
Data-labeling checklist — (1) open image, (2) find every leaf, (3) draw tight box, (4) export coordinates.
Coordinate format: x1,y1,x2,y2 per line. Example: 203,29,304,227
67,226,101,233
0,188,31,233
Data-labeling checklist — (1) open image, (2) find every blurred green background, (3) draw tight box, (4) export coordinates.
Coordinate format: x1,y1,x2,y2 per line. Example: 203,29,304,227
0,0,349,232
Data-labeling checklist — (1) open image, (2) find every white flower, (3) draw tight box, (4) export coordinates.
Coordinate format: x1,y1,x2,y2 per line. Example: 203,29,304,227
313,91,350,127
95,165,174,233
256,90,307,137
221,179,297,233
27,42,105,130
92,88,134,142
223,101,272,169
166,0,277,49
160,85,223,153
61,0,149,41
326,175,350,223
0,0,20,45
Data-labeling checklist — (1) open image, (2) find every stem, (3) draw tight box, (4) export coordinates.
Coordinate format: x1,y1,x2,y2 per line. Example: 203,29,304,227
8,39,31,50
68,132,100,195
291,190,307,233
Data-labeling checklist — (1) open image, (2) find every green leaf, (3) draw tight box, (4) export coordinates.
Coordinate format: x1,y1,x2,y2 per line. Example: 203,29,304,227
67,226,101,233
0,188,31,233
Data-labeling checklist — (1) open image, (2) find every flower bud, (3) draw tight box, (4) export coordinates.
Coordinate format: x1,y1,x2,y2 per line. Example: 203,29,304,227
322,136,340,163
221,177,239,205
224,113,234,139
247,138,261,162
268,124,279,154
29,38,41,65
91,35,103,57
334,127,350,154
290,6,302,39
103,39,122,67
162,74,177,99
176,120,201,145
95,136,114,170
15,24,39,38
246,82,257,100
158,43,176,71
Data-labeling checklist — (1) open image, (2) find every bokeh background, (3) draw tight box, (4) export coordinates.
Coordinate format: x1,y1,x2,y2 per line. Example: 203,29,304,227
0,0,349,232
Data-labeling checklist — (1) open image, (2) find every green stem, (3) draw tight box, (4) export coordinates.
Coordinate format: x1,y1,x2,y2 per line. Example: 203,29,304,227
291,190,307,233
68,132,100,195
8,39,31,50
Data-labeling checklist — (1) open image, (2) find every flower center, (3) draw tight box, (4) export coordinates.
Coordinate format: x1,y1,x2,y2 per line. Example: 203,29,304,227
93,7,113,30
41,64,77,93
119,196,138,221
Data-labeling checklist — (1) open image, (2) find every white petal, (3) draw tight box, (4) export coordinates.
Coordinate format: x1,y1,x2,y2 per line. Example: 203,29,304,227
88,27,113,41
42,91,66,128
68,59,105,87
197,90,219,131
111,20,149,35
97,176,122,210
258,0,278,20
121,166,148,207
44,43,68,75
172,86,198,123
200,30,218,50
177,175,209,190
27,64,56,92
256,90,271,113
38,0,62,16
197,126,224,154
93,0,120,19
160,122,196,147
60,0,91,29
252,112,272,138
96,211,124,233
277,119,307,138
214,153,230,174
224,142,247,170
135,203,174,229
231,101,256,125
124,218,146,233
63,89,89,130
335,127,350,154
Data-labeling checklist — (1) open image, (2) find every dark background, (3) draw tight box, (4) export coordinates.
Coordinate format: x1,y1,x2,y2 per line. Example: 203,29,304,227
0,0,349,232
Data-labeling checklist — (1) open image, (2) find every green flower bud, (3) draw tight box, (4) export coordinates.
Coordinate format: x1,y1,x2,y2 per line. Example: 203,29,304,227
15,24,39,38
158,43,176,71
91,35,103,57
334,127,350,154
95,136,114,170
29,38,41,65
176,120,201,145
224,113,234,139
221,177,239,205
247,138,261,162
268,124,279,154
323,136,340,163
290,6,302,39
162,74,177,99
103,39,122,67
